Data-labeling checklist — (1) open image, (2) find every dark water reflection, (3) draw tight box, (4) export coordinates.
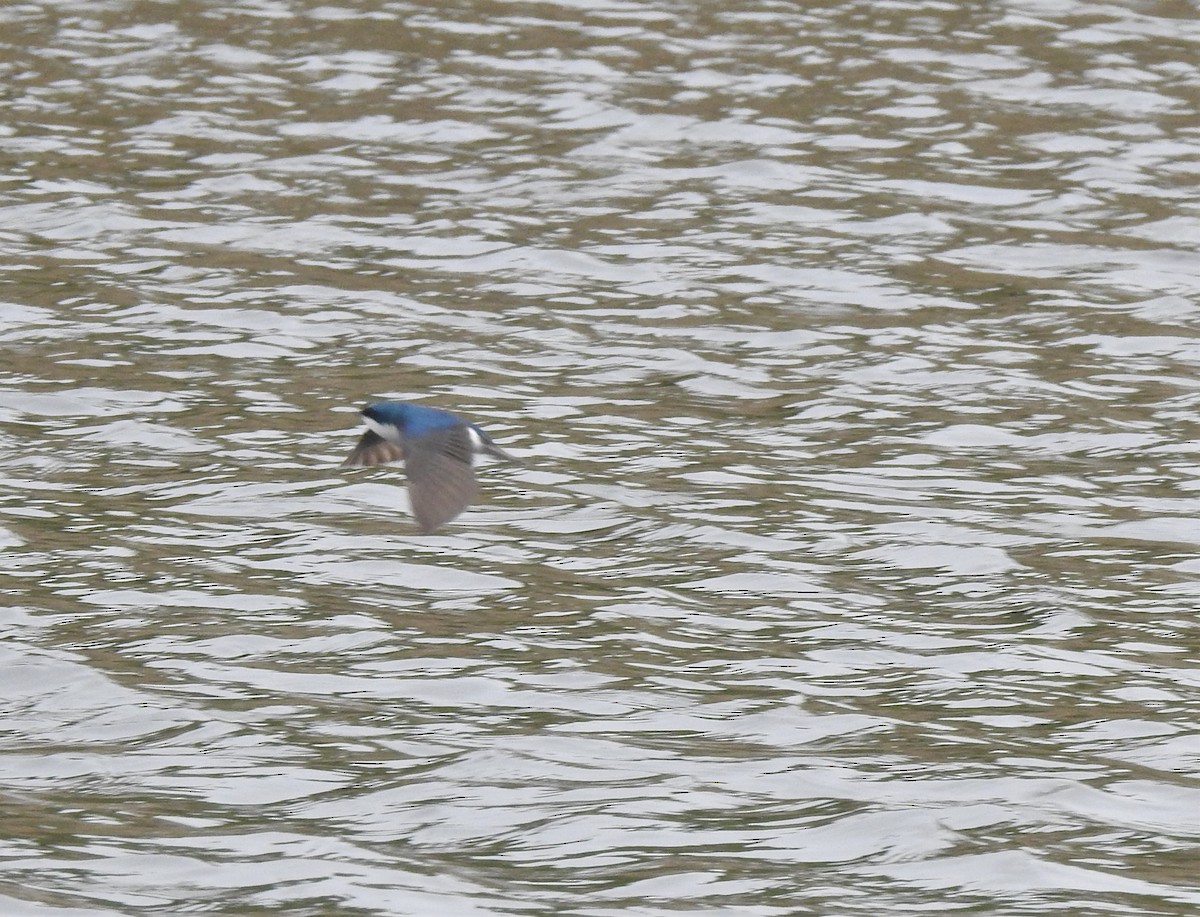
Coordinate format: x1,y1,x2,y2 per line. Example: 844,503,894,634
2,1,1199,915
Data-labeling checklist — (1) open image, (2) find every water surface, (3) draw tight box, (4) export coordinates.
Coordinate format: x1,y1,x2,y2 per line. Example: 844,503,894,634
1,1,1198,915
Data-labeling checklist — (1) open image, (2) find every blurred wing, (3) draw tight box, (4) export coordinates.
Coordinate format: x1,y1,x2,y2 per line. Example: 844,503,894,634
405,426,478,532
342,430,405,468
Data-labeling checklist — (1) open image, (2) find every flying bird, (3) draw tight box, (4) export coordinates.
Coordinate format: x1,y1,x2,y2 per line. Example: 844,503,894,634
341,400,517,532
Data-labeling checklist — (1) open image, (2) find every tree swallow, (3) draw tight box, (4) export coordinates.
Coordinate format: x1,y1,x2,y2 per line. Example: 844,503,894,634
341,400,516,532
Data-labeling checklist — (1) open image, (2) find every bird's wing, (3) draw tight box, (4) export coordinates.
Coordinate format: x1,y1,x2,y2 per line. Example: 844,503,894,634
341,429,405,468
404,425,478,532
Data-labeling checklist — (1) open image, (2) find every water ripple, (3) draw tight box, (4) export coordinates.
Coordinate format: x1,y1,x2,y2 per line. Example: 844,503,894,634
1,1,1198,915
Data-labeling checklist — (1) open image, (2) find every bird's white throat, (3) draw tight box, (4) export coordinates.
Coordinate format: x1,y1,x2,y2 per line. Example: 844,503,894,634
363,415,402,444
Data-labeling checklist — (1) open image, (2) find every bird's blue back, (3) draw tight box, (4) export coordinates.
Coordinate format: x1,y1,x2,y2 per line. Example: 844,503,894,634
364,401,463,436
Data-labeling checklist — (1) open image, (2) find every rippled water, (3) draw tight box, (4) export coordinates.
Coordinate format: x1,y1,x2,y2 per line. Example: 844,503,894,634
2,1,1199,914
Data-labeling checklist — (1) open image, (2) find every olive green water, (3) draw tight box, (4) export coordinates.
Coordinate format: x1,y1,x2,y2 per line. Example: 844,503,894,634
1,2,1198,915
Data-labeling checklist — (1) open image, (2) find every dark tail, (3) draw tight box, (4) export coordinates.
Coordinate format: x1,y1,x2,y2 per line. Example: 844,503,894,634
479,431,523,465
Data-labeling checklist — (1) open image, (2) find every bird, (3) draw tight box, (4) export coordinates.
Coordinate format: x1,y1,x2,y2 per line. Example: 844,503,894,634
341,399,517,532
